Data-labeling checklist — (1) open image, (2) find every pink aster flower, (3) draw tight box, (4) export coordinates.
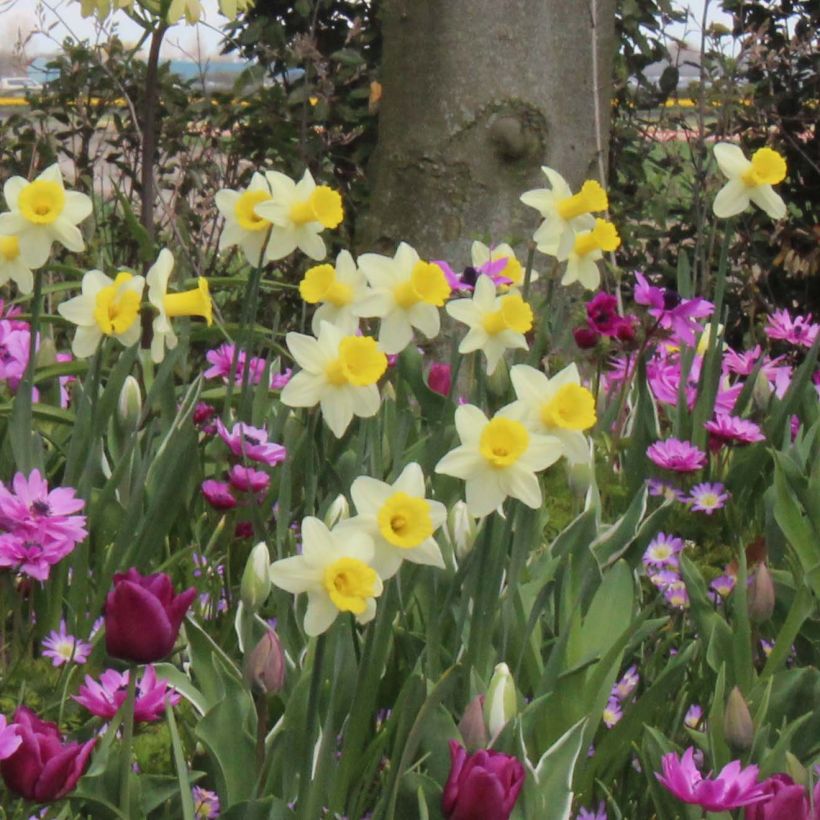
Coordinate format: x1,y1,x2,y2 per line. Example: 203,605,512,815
689,482,730,515
201,480,237,511
664,580,690,609
647,354,698,409
612,665,639,700
704,415,765,449
271,368,292,390
204,343,267,385
656,747,769,812
710,574,736,598
73,666,179,724
41,620,92,667
0,715,21,761
228,464,270,494
0,532,75,581
215,420,287,467
643,532,684,568
633,274,714,346
765,309,819,349
647,438,706,473
684,704,703,729
0,321,32,392
602,698,622,728
192,786,221,818
722,345,785,379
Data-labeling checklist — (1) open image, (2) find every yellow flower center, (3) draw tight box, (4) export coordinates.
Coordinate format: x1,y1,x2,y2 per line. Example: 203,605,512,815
164,277,213,325
93,272,142,336
289,186,344,228
482,294,534,335
555,180,608,221
323,556,377,614
479,418,529,468
498,255,523,285
0,235,20,262
740,147,787,188
573,218,621,257
300,264,353,306
18,180,66,225
324,335,387,387
377,492,434,548
235,189,272,232
393,261,451,309
540,383,597,431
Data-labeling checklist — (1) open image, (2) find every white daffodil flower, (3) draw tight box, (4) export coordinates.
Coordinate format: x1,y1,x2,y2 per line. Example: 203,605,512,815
215,172,275,265
713,143,787,220
0,234,37,294
520,168,607,257
337,462,446,579
0,164,92,268
504,363,597,464
281,321,387,438
57,270,145,358
300,250,370,335
269,517,383,636
445,275,533,375
435,404,563,517
557,218,620,290
470,241,537,289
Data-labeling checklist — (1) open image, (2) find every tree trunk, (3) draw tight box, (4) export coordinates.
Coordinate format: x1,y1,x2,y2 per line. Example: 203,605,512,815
360,0,617,266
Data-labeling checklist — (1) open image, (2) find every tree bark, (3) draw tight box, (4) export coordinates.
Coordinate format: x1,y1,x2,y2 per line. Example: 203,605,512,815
361,0,617,266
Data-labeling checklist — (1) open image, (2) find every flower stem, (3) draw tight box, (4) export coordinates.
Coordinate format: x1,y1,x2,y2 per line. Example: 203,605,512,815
298,633,327,810
118,666,139,815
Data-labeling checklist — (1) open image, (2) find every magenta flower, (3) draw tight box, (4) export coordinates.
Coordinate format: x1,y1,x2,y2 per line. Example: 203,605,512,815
193,402,218,434
0,321,32,392
228,465,270,494
602,698,622,728
574,326,601,349
683,704,703,729
271,368,292,390
765,309,819,349
656,748,769,812
611,665,639,700
204,343,266,385
647,438,706,473
722,345,785,379
215,420,287,467
0,532,75,581
744,774,820,820
0,715,21,761
689,482,730,514
41,620,92,667
192,786,221,818
585,293,637,341
427,363,452,396
633,274,714,346
647,356,698,409
74,666,179,724
704,415,765,448
201,480,237,510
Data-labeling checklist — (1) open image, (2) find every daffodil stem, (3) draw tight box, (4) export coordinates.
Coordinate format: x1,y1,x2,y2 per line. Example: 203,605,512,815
298,633,327,811
118,665,139,815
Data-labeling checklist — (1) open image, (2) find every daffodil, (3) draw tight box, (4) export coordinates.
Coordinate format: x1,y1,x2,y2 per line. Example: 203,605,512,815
146,249,213,363
445,275,533,374
0,234,36,294
253,169,343,262
337,463,446,579
281,321,387,438
57,270,145,358
713,143,787,220
269,516,383,636
557,218,620,290
0,165,92,268
520,168,608,256
356,242,452,354
505,364,596,464
215,173,274,265
300,250,369,335
470,241,537,289
435,404,563,517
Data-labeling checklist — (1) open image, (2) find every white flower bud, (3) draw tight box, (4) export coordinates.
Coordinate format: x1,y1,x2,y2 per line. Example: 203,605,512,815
484,662,517,740
323,494,350,529
447,501,480,561
240,542,271,613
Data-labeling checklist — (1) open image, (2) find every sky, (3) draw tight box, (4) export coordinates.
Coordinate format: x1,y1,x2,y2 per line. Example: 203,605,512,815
2,0,735,60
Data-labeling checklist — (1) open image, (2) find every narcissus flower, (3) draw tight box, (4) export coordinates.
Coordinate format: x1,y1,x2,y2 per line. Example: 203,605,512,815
557,218,620,290
356,242,452,354
339,462,446,578
505,363,596,464
713,143,787,220
215,172,274,265
445,275,533,375
57,269,145,357
281,321,387,438
269,517,383,635
300,250,369,335
0,164,92,267
254,169,343,262
0,234,37,294
435,404,563,517
470,241,537,288
520,168,608,256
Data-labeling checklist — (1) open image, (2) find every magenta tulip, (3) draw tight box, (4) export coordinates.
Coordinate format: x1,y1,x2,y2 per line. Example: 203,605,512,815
744,774,820,820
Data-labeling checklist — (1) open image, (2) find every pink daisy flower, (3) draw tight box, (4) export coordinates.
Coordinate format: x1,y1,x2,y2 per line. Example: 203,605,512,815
0,532,75,581
704,415,765,448
204,343,266,385
228,464,270,494
271,368,292,390
647,439,706,472
633,274,714,346
74,666,179,723
689,482,730,514
765,309,819,348
41,620,92,667
201,480,237,510
215,420,287,467
0,321,32,393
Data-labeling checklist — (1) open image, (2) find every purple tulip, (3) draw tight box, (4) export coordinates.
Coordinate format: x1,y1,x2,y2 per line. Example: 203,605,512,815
442,741,525,820
0,707,95,802
744,774,820,820
104,568,196,663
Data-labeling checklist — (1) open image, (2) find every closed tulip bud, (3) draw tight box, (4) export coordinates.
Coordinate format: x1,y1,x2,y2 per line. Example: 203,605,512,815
484,662,517,740
458,694,487,752
244,628,286,695
748,563,775,623
323,494,349,529
447,501,479,561
240,542,271,613
117,375,142,435
752,369,773,411
723,686,754,750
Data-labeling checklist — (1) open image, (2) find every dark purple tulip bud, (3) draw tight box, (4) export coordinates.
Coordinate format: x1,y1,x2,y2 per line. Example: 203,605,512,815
104,568,196,663
0,707,95,802
442,741,525,820
244,628,286,695
574,326,600,349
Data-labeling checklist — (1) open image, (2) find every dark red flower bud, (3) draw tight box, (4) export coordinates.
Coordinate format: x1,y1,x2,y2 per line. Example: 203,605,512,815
744,774,813,820
574,327,601,349
104,569,196,663
428,363,452,396
614,317,637,343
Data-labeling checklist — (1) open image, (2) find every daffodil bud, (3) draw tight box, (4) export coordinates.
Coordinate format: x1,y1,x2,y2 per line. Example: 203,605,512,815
244,628,286,695
117,375,142,435
323,494,349,529
240,542,271,613
447,501,479,561
458,694,488,752
484,662,517,740
565,446,594,499
724,686,754,750
748,563,775,623
752,369,773,412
